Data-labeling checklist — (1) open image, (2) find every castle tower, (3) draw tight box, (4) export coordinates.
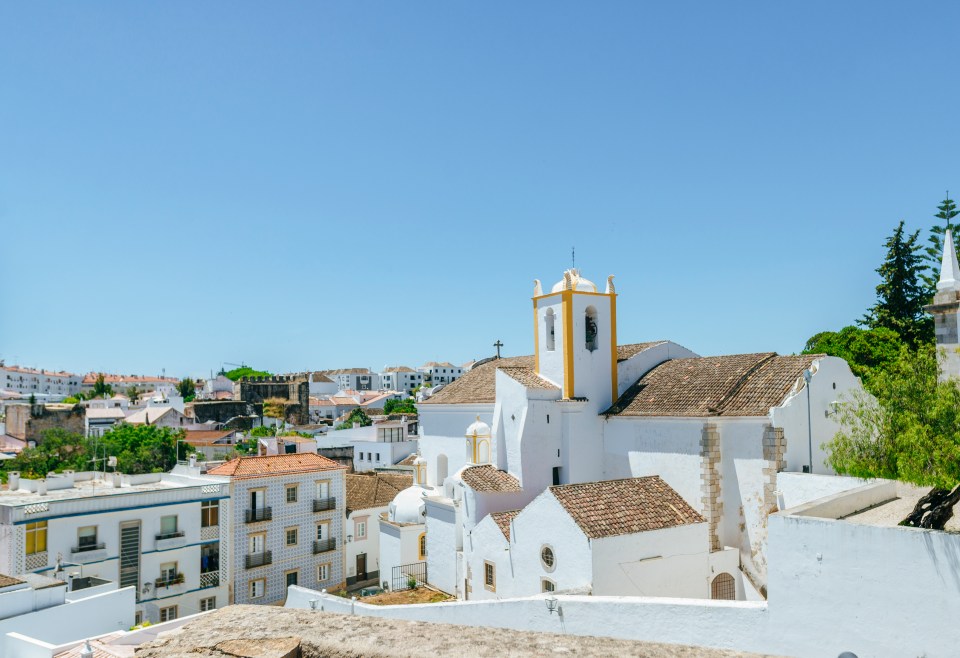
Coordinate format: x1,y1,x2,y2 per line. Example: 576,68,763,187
533,269,618,407
926,229,960,381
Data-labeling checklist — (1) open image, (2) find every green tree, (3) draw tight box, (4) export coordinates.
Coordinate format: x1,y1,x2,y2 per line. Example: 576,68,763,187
827,344,960,489
802,326,904,393
28,393,36,405
96,424,184,473
92,373,113,398
861,221,933,348
5,428,89,478
126,386,141,405
336,407,371,430
922,194,960,295
177,378,196,402
223,367,272,382
383,398,417,415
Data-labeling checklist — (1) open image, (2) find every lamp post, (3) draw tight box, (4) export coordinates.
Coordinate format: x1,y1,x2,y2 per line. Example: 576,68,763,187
803,369,813,474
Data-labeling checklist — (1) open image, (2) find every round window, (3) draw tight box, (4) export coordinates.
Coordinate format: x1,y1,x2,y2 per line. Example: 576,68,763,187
540,545,555,571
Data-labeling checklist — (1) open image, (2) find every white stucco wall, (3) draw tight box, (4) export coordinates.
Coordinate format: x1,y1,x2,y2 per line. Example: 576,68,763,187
346,505,386,583
424,499,456,594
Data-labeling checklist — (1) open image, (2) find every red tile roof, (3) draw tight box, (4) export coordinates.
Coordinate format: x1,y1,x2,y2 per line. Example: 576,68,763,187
550,476,705,538
490,509,521,541
207,453,344,479
346,473,413,514
461,465,522,493
605,353,820,417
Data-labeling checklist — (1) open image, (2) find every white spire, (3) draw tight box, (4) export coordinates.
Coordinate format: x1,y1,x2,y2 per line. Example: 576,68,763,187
938,229,960,292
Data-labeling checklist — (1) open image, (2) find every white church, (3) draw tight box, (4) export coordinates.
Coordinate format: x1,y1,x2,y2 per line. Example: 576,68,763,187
379,268,862,600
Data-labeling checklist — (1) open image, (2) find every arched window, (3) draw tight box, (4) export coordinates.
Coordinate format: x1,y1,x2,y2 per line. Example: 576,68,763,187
545,309,556,351
477,439,490,464
585,306,598,352
418,532,427,560
711,573,735,600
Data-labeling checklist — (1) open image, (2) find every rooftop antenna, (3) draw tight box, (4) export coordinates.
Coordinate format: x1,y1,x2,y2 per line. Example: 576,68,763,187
571,246,575,270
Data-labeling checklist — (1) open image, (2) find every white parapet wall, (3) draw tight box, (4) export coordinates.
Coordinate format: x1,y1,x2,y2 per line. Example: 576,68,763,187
285,586,774,654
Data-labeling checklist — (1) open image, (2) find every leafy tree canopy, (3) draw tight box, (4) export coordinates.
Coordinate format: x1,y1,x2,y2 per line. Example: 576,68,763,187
3,424,189,478
383,398,417,415
802,326,904,393
861,220,933,348
224,367,272,382
92,373,114,398
176,378,196,402
336,407,371,430
826,344,960,489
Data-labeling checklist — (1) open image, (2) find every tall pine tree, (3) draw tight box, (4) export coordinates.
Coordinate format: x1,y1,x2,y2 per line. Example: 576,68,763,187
922,193,959,295
861,221,933,347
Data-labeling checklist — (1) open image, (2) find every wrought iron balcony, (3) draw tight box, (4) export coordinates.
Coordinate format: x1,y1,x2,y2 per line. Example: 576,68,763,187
245,550,273,569
313,497,336,512
313,538,337,554
245,507,272,523
72,542,105,553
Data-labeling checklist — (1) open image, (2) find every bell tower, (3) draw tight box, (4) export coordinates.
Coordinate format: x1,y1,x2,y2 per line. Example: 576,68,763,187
926,228,960,381
533,269,618,407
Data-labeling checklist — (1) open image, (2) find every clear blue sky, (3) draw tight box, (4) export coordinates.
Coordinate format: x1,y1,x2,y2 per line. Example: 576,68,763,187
2,3,958,380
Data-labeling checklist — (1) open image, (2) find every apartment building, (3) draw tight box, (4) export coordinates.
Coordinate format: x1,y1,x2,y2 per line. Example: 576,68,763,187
417,362,463,386
320,369,380,392
206,453,347,605
0,468,230,625
0,364,81,400
379,367,423,395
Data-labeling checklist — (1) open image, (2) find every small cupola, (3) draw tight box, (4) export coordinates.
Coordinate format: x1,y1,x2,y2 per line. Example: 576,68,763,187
465,416,492,465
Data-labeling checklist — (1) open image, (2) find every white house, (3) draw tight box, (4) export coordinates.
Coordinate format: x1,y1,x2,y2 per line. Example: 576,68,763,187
0,468,230,626
379,367,423,395
308,372,338,397
398,267,862,598
417,362,463,387
0,571,135,657
80,374,179,397
205,453,348,605
465,475,739,601
320,369,380,392
84,407,127,437
344,472,412,587
124,406,190,429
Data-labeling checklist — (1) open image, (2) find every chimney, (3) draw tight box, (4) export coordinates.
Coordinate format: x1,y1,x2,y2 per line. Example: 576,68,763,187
8,472,19,491
189,454,197,468
112,472,122,488
37,479,47,496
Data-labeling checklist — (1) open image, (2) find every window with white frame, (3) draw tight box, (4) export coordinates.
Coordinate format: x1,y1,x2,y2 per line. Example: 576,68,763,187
159,605,178,622
355,519,367,540
286,527,298,546
200,597,216,611
317,563,330,581
250,578,265,598
541,578,556,593
160,561,178,585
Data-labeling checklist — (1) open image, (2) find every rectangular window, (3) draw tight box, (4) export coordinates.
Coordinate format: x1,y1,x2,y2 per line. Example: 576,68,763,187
317,564,330,582
285,570,298,587
316,522,329,540
160,561,178,584
134,611,143,626
78,525,97,550
316,480,330,498
159,605,178,622
484,561,496,591
249,533,265,554
160,515,178,537
25,521,47,555
250,578,265,598
199,597,216,612
286,485,298,503
355,520,367,540
201,500,219,527
286,527,298,546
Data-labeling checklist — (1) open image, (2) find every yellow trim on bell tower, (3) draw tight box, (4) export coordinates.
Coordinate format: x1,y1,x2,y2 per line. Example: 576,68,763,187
533,300,540,374
562,290,575,398
609,292,618,404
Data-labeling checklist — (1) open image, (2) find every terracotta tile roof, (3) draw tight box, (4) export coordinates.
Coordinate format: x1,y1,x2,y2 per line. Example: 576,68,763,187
423,361,456,369
616,341,667,362
384,366,416,373
1,366,77,377
423,343,664,405
320,368,372,375
364,408,385,416
207,452,345,479
461,465,522,493
490,509,521,541
331,396,360,405
0,574,24,588
311,372,335,383
605,353,820,417
82,373,178,385
346,472,413,514
420,356,535,405
183,430,236,444
498,366,560,390
397,454,418,466
310,397,335,406
550,476,705,538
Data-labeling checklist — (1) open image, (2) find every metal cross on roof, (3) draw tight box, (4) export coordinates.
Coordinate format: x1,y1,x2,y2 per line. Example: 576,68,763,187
493,340,504,359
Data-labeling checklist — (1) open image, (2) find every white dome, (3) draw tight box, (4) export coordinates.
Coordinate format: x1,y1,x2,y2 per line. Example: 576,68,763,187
388,485,427,524
465,416,491,437
550,268,597,293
